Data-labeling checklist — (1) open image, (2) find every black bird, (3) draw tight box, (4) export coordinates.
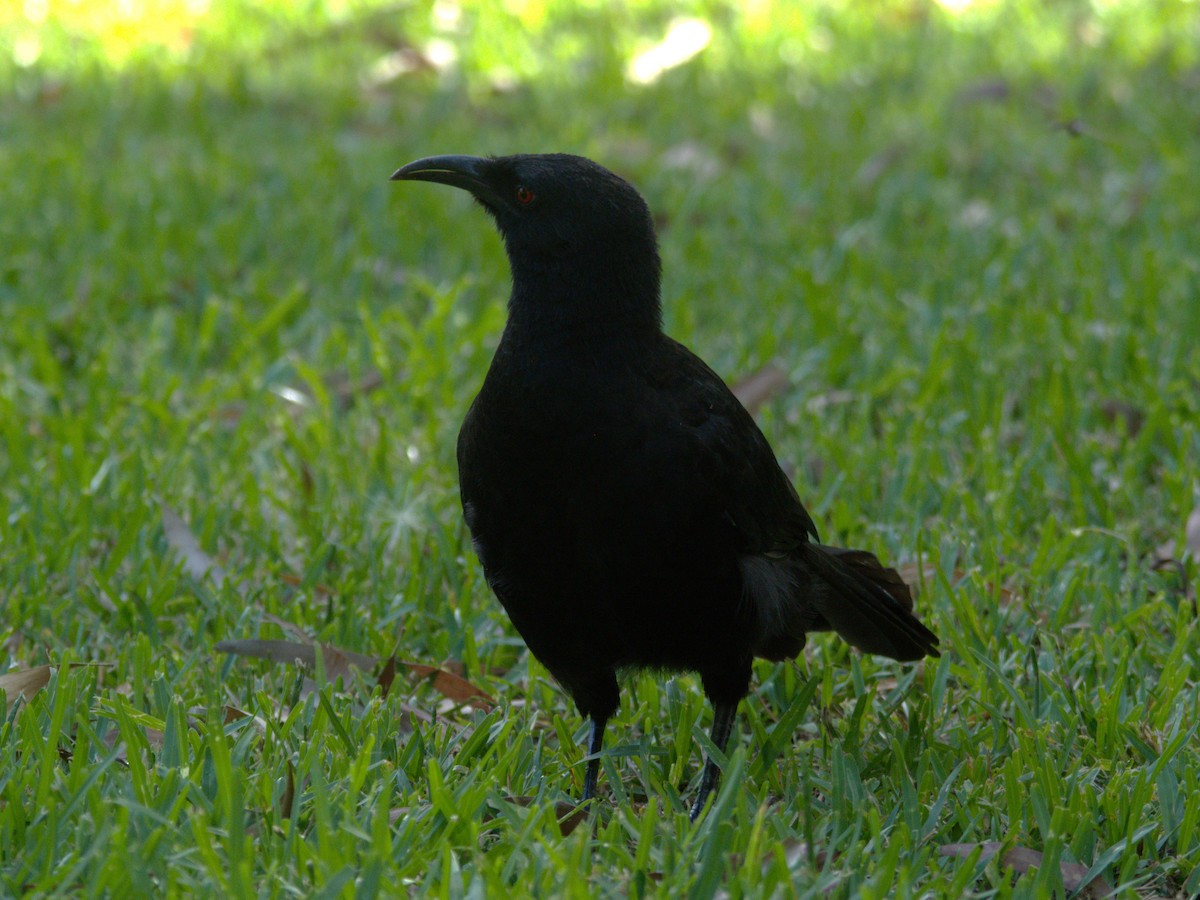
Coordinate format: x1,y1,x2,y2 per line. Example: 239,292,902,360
391,153,939,820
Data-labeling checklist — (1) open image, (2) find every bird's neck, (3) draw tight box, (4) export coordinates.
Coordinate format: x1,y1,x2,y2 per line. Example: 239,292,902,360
493,279,661,386
504,254,663,341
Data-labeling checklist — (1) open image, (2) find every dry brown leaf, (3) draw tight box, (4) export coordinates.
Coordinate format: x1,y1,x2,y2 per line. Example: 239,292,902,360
854,144,907,188
217,638,309,665
896,563,938,597
805,389,856,413
401,661,495,710
215,639,378,681
213,402,245,426
278,572,333,597
0,663,110,702
731,364,788,416
500,797,589,836
0,666,52,701
322,645,373,682
940,842,1114,897
325,368,385,411
1153,505,1200,564
261,613,318,644
399,702,433,725
185,704,267,735
1149,504,1200,614
1055,118,1089,138
780,838,827,868
162,505,236,592
281,761,296,820
377,654,397,699
955,78,1011,105
1098,399,1145,437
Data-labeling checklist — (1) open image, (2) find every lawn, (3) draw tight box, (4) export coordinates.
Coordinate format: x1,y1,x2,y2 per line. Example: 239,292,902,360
2,0,1199,895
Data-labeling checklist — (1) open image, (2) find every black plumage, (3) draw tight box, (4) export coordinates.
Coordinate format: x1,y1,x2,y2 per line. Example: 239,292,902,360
391,153,939,819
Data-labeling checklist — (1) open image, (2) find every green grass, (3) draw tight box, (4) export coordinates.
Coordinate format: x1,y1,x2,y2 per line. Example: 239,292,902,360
2,0,1199,895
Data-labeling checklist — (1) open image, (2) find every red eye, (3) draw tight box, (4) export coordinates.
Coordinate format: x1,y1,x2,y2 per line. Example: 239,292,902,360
516,186,535,205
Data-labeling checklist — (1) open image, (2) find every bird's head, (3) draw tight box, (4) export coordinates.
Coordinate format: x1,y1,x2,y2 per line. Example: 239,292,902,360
392,153,662,326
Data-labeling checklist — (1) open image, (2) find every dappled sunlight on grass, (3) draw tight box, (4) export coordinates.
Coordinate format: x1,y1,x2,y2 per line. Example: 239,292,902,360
3,0,1197,88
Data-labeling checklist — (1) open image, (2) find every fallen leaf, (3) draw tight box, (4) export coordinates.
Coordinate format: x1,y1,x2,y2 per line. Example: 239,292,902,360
278,573,334,597
321,645,369,682
1055,119,1088,138
401,661,495,710
320,368,387,411
399,702,433,725
1098,399,1145,437
162,505,235,592
224,704,257,725
955,78,1011,104
215,639,377,681
854,144,907,188
499,797,589,836
781,839,813,867
261,612,318,644
281,761,296,819
0,666,52,701
1150,504,1200,613
213,402,246,425
0,663,110,702
940,842,1114,897
557,804,589,836
377,654,397,699
805,389,856,413
731,365,788,416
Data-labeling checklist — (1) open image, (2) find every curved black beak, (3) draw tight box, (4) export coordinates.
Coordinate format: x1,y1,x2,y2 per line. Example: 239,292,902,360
391,155,503,208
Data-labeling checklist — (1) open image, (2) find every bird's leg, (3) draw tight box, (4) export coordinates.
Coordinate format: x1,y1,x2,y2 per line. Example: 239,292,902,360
689,700,738,822
580,714,608,804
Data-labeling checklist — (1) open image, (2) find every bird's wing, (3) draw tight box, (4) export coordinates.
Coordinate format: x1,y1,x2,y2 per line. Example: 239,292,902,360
640,336,819,556
642,340,934,663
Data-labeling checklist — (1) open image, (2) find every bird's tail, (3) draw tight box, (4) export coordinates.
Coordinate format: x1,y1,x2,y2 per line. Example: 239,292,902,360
802,543,939,662
744,542,940,663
